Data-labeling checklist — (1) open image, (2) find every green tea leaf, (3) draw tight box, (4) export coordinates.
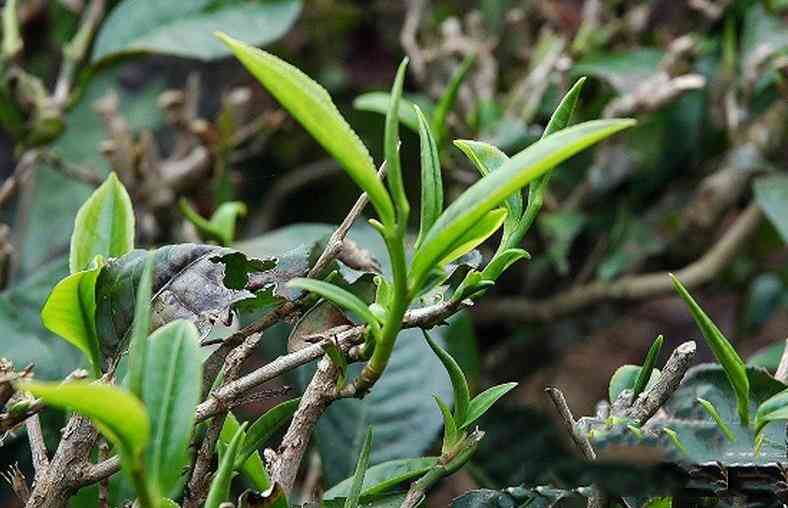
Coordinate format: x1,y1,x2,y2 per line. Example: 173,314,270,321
40,267,103,376
384,58,410,220
345,427,374,508
353,92,421,132
755,388,788,439
608,365,661,402
697,398,736,443
412,119,634,289
671,274,750,425
220,413,270,491
480,248,530,282
432,54,475,140
461,382,517,429
453,140,522,224
324,457,438,500
287,278,379,331
216,33,394,225
239,398,300,465
633,335,663,398
423,330,470,425
142,320,202,497
543,77,587,138
179,199,247,246
414,106,443,249
440,208,507,266
93,0,301,63
206,421,248,508
69,173,134,274
435,395,460,453
21,381,149,463
126,253,154,399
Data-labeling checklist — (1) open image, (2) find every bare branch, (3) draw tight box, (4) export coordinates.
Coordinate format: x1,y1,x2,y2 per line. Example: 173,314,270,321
26,414,49,479
475,204,762,323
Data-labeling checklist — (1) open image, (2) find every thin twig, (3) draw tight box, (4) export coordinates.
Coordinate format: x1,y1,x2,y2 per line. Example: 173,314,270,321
475,204,762,323
0,150,40,208
97,439,110,508
545,387,606,508
625,341,697,426
25,414,49,479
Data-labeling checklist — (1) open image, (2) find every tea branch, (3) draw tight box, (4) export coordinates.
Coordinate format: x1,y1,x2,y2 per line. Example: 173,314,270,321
475,203,762,323
25,414,49,479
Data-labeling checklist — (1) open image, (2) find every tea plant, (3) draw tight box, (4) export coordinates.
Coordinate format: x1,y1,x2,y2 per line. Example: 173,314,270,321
0,29,633,508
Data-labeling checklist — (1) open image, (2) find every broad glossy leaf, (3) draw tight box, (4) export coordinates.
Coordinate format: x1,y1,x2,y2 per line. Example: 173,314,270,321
220,413,270,491
239,398,300,464
126,253,154,398
608,365,661,403
69,173,134,274
217,33,394,224
142,320,202,496
206,421,247,508
633,335,663,398
412,119,634,289
414,106,443,249
423,331,469,424
324,457,438,500
452,487,584,508
353,92,421,132
753,174,788,243
40,267,102,376
345,427,373,508
671,274,750,425
95,244,275,361
755,389,788,439
93,0,301,63
432,54,475,139
288,278,379,330
440,208,507,267
461,382,517,429
21,381,149,462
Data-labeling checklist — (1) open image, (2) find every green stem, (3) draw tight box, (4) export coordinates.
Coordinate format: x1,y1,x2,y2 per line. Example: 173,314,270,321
344,229,409,396
130,463,159,508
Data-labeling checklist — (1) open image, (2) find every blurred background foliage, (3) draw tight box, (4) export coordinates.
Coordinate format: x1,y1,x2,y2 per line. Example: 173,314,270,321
0,0,786,505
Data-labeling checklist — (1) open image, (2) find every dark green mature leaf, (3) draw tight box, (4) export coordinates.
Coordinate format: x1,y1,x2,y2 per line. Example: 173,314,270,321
414,106,443,249
659,364,787,464
755,389,788,438
69,173,134,274
324,457,438,500
126,254,154,399
753,174,788,243
93,0,301,63
452,487,585,508
411,119,634,289
423,331,470,424
671,274,750,425
40,267,102,376
95,244,275,361
345,428,373,508
21,381,149,464
323,493,408,508
206,421,248,508
608,365,661,403
353,92,422,132
217,33,394,225
142,320,202,497
572,49,663,93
